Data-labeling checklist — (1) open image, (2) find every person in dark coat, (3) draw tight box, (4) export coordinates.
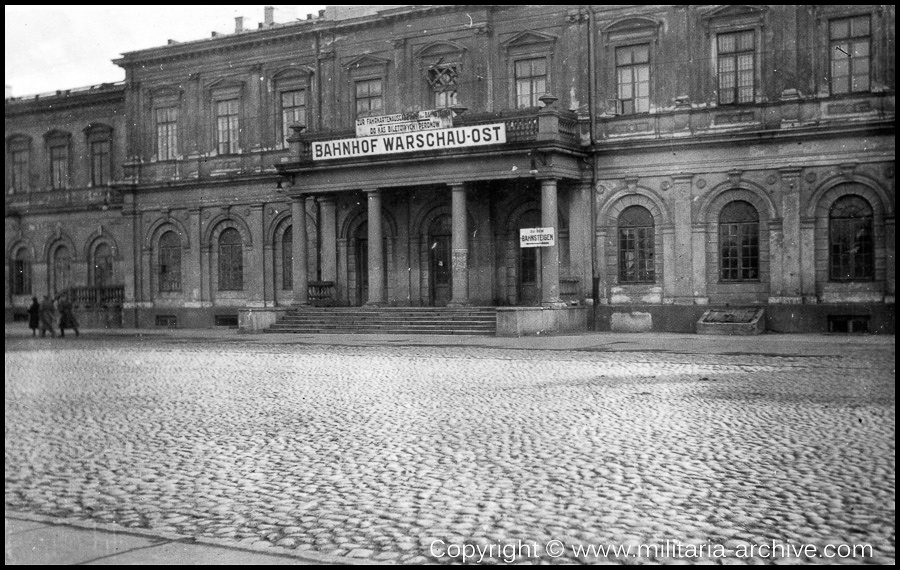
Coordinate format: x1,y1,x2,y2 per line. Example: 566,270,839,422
39,295,56,338
57,294,80,338
27,297,40,336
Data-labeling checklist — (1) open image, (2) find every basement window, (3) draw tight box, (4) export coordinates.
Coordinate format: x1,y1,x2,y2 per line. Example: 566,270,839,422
828,315,869,333
155,315,177,328
215,314,239,328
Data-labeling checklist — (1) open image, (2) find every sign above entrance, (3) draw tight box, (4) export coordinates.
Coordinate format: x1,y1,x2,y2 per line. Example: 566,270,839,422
312,124,507,161
355,109,453,137
520,227,556,248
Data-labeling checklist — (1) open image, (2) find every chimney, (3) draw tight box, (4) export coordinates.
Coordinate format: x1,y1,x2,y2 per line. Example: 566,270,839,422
235,16,245,33
264,6,275,25
319,9,325,18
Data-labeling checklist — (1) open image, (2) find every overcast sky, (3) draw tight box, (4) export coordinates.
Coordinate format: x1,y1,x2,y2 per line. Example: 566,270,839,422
5,5,326,97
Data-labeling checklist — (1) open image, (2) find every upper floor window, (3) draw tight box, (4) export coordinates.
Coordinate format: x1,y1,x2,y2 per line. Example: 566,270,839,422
280,90,306,147
158,230,182,292
717,30,755,105
427,63,460,108
156,107,178,161
615,45,650,115
355,79,383,117
7,138,31,194
829,195,874,281
719,200,759,282
49,143,69,189
515,57,547,108
829,15,871,95
216,99,240,155
90,140,111,186
618,206,655,283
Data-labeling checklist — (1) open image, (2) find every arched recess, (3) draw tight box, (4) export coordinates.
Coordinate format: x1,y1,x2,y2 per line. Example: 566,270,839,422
145,218,190,299
412,204,477,306
7,238,35,299
84,228,122,287
341,205,398,306
807,176,892,289
44,232,78,295
204,213,253,248
600,190,669,286
702,186,774,301
501,200,543,306
268,208,316,302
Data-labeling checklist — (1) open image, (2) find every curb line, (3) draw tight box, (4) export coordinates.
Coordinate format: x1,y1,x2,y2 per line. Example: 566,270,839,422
5,510,377,565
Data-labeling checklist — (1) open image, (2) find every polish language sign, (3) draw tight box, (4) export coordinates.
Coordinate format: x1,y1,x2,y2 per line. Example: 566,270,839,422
519,227,556,248
312,124,507,161
355,109,453,137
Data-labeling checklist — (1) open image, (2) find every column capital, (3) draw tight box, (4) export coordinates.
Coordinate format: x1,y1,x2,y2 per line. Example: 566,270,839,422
317,195,337,205
447,182,468,192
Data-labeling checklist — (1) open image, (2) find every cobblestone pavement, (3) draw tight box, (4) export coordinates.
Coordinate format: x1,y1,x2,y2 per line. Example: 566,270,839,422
5,332,895,564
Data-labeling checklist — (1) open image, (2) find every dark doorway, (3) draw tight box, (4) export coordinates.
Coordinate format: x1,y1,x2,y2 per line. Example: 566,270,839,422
429,215,452,306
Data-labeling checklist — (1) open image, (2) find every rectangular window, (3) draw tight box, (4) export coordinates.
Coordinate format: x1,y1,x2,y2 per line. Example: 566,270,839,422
720,222,759,281
50,145,68,189
355,79,383,117
616,45,650,114
619,227,655,282
10,149,29,194
830,15,871,95
515,58,547,109
90,139,110,186
717,30,755,105
216,99,240,155
434,90,458,109
281,90,306,147
156,107,178,161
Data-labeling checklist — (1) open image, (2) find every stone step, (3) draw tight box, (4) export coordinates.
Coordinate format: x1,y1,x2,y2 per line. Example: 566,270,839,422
267,307,497,336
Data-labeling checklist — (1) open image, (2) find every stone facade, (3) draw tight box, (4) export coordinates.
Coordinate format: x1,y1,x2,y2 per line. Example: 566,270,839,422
5,5,895,333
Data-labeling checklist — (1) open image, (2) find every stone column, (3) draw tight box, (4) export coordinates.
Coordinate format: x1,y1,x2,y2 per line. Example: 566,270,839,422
540,178,563,307
448,182,470,306
366,189,386,305
248,204,265,307
122,208,139,327
291,196,309,305
185,208,202,307
319,196,338,282
777,167,803,302
672,174,694,304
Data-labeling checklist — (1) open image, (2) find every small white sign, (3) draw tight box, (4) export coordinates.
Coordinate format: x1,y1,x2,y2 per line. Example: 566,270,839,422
355,109,453,137
519,227,556,248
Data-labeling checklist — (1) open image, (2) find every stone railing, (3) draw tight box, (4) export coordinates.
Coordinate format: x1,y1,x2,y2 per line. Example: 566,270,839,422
293,107,583,161
57,285,125,306
308,281,336,306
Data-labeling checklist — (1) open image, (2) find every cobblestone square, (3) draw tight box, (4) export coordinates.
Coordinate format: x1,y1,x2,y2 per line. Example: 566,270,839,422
5,331,895,564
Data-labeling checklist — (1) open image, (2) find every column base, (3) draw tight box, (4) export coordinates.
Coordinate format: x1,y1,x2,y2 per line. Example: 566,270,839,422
541,301,568,309
447,301,471,308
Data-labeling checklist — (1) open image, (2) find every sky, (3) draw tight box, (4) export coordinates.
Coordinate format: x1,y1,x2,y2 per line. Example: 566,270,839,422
5,5,326,97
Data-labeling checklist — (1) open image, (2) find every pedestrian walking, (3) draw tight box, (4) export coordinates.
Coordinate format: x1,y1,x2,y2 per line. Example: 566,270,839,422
57,294,80,338
27,296,40,336
39,295,56,338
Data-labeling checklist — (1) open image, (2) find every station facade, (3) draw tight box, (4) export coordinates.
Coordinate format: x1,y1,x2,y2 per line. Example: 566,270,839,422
6,5,896,333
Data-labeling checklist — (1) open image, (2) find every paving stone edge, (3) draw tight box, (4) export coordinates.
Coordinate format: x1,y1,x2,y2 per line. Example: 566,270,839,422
5,509,376,565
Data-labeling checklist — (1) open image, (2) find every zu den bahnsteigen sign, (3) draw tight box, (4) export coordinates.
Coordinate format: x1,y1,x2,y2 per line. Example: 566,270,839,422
312,124,507,161
520,227,556,248
355,109,453,137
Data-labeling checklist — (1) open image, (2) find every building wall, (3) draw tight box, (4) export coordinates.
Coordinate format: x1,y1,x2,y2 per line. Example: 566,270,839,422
6,5,895,332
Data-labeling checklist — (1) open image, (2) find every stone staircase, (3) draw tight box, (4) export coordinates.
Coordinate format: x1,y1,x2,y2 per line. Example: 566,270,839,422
265,306,497,335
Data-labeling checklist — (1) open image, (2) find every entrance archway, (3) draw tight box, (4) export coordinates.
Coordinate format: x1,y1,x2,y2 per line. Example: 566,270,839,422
428,214,452,306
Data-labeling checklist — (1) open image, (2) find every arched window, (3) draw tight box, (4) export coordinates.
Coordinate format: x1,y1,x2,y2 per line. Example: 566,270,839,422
618,206,655,282
282,227,293,290
158,231,181,292
52,246,72,294
719,200,759,282
11,248,31,295
92,243,114,287
218,228,243,291
829,195,874,281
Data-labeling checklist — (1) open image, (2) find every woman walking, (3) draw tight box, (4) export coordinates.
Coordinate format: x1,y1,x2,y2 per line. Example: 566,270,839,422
58,294,80,338
27,297,40,336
